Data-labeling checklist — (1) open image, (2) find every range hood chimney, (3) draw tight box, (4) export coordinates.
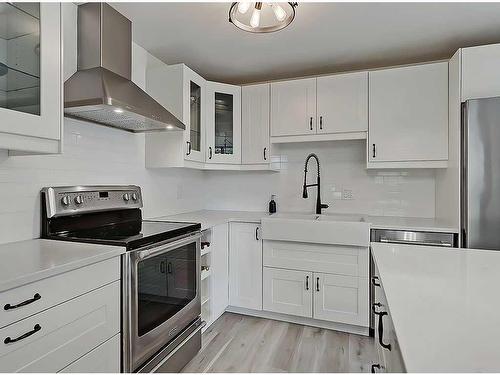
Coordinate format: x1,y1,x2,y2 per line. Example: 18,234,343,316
64,3,185,133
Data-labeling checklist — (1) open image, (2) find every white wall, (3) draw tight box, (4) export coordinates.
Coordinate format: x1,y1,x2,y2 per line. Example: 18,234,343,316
204,141,436,217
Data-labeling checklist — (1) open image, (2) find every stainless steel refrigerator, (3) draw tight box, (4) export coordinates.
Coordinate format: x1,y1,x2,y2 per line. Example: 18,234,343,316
462,96,500,250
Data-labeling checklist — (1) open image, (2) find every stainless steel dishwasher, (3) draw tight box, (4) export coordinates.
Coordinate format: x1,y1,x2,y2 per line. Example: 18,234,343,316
369,229,458,336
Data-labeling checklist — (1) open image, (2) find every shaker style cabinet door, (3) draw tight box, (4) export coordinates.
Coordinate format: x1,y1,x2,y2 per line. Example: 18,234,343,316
183,67,206,163
206,81,241,164
368,62,448,163
270,77,316,137
241,83,270,164
316,71,368,134
0,3,61,141
263,267,312,318
229,223,262,310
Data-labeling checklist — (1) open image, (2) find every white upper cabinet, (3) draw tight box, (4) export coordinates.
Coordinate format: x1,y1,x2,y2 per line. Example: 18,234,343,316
206,81,241,164
368,62,448,167
0,3,62,154
271,77,316,137
241,84,270,165
461,43,500,101
145,64,206,167
316,71,368,134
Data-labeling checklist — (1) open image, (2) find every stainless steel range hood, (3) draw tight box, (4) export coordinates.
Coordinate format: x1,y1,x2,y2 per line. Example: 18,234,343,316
64,3,185,133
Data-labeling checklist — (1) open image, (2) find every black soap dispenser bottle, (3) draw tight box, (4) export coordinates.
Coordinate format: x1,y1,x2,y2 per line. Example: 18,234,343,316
269,194,277,214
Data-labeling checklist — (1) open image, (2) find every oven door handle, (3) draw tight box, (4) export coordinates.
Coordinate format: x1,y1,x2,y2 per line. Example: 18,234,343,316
136,233,201,261
149,320,206,373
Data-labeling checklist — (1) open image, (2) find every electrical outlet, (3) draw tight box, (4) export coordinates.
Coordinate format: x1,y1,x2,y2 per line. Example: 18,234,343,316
342,189,353,200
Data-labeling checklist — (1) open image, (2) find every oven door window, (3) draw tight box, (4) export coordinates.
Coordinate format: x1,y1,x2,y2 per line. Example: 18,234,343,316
137,242,196,337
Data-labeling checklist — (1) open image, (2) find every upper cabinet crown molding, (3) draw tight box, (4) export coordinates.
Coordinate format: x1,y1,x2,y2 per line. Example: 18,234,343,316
461,43,500,102
0,3,62,155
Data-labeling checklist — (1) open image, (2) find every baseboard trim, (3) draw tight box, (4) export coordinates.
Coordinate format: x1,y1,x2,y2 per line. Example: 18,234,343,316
226,306,370,336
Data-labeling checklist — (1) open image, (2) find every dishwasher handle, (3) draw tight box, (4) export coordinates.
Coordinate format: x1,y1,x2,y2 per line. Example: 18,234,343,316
379,237,452,247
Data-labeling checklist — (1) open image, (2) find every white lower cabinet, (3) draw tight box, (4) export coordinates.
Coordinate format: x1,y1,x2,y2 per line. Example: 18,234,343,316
0,281,120,372
60,334,120,373
314,273,368,326
263,268,312,318
229,223,262,310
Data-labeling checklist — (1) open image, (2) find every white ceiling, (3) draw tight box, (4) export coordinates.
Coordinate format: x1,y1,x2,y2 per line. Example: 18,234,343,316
113,2,500,84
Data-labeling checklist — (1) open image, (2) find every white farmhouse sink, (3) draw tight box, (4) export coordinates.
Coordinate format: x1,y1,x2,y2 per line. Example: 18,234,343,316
261,213,370,247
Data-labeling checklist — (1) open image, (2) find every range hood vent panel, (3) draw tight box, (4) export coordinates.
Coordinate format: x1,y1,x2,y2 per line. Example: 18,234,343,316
64,3,185,133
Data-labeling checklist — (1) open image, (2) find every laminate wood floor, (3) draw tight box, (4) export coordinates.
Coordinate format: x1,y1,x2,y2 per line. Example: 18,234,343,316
182,313,377,373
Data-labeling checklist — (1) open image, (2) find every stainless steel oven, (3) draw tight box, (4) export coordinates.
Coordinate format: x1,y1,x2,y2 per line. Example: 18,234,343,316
122,232,202,372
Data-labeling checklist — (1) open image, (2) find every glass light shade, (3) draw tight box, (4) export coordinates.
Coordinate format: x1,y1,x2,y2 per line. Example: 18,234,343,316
229,2,297,33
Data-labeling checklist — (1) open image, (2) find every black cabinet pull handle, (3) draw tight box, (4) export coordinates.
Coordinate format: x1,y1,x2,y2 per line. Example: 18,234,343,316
255,227,259,241
319,116,323,130
372,302,382,314
4,293,41,311
209,146,213,159
4,324,41,344
186,141,191,155
263,147,267,161
371,276,381,287
309,117,313,130
160,261,166,274
305,276,309,290
371,364,381,373
201,241,210,249
372,143,376,158
377,311,392,351
167,262,173,274
316,277,320,292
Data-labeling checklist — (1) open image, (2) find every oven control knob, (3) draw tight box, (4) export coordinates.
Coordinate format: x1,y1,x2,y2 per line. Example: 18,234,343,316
74,195,84,205
131,193,138,201
61,196,70,206
123,193,130,202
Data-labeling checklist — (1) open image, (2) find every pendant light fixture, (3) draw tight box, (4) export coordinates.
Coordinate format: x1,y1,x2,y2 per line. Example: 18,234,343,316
229,2,298,33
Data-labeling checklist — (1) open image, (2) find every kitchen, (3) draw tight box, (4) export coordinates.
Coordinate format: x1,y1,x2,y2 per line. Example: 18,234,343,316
1,1,500,373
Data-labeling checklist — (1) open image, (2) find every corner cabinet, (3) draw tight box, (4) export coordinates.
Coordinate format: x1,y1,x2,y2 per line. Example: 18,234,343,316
0,3,62,154
461,43,500,101
145,63,206,168
368,62,448,168
241,83,270,165
206,81,241,164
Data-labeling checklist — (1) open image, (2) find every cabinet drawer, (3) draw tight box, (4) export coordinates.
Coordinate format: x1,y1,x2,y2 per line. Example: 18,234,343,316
60,334,120,373
0,281,120,372
0,257,120,329
263,241,368,277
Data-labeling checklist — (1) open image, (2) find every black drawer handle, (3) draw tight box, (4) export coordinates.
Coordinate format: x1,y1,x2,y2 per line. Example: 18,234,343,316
309,117,313,130
372,143,376,158
371,276,381,287
305,276,309,291
255,227,259,241
371,364,381,373
201,241,211,249
377,311,392,351
4,293,41,311
4,324,41,344
263,147,267,161
316,277,320,292
186,141,192,155
209,147,213,160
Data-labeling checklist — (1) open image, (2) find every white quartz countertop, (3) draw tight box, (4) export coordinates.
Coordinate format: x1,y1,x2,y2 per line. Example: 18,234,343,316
0,239,125,292
371,242,500,372
152,210,458,233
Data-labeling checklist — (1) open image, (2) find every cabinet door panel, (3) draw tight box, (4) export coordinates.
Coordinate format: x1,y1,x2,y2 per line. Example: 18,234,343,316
462,44,500,101
229,223,262,310
369,62,448,162
0,3,61,140
184,69,206,163
263,267,312,318
242,84,270,164
271,78,316,137
206,81,241,164
313,273,368,327
317,72,368,134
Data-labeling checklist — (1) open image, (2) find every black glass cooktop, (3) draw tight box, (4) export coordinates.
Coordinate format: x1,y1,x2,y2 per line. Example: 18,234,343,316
48,220,200,250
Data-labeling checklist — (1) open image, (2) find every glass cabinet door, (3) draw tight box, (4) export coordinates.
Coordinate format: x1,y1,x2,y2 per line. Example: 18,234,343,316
0,3,61,141
184,67,205,163
207,82,241,164
189,81,201,153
